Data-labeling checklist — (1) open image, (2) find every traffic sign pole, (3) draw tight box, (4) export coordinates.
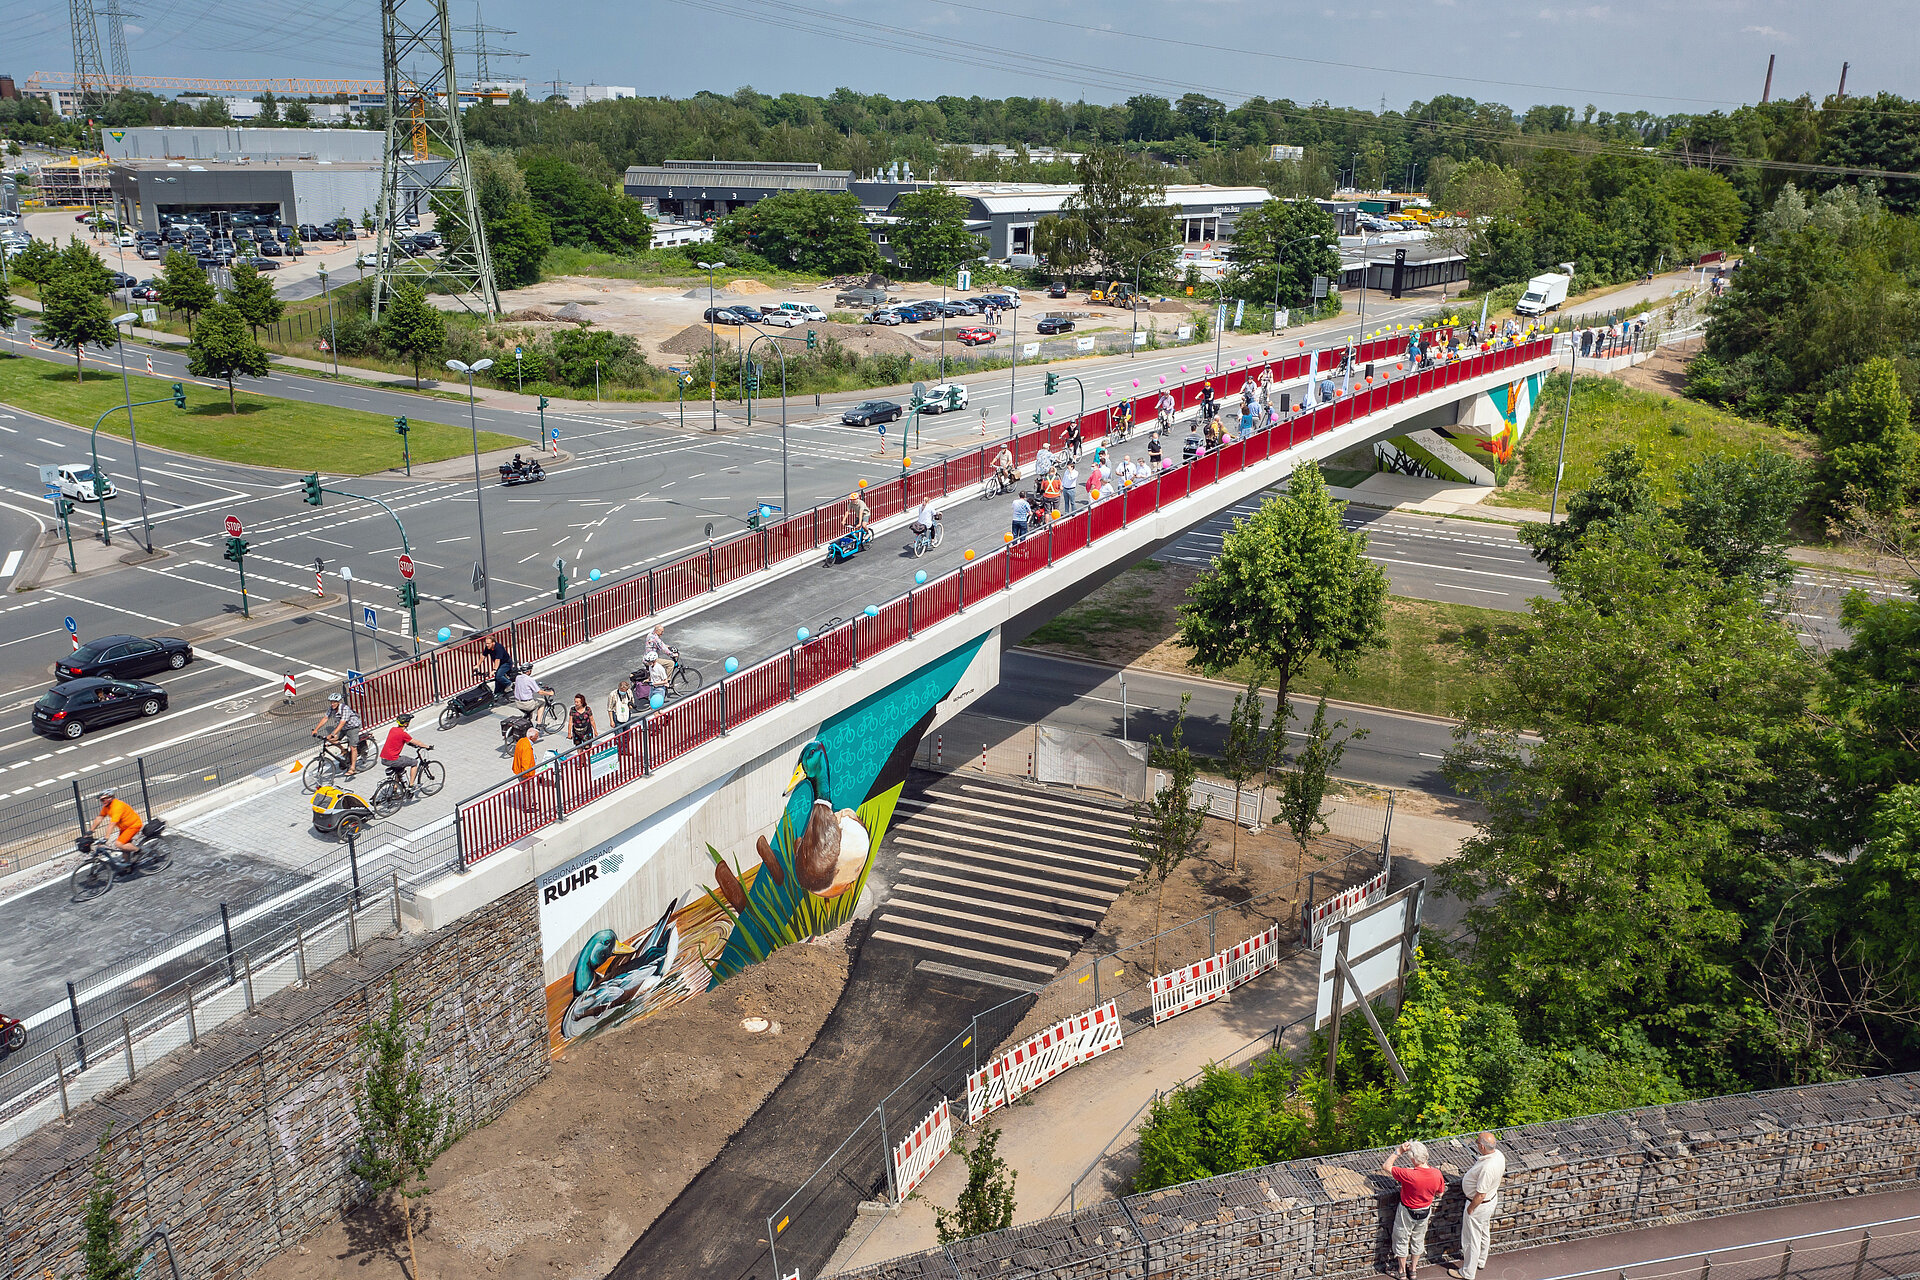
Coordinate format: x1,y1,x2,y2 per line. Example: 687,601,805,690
340,566,361,675
398,554,419,654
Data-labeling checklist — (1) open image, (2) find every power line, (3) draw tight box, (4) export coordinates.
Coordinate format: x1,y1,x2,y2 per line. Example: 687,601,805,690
104,0,133,83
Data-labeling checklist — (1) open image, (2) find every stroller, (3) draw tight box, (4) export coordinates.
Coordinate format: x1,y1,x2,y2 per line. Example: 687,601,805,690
311,785,373,839
825,526,871,565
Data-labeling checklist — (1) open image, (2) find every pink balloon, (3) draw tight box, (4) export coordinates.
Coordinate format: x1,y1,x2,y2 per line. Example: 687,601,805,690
1008,414,1018,425
1204,365,1214,375
1046,406,1055,416
1131,379,1139,388
1158,375,1167,383
1180,365,1188,373
1103,387,1112,396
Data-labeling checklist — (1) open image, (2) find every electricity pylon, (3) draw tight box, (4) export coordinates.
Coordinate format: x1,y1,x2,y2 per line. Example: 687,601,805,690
105,0,133,85
458,0,525,85
68,0,110,110
373,0,499,321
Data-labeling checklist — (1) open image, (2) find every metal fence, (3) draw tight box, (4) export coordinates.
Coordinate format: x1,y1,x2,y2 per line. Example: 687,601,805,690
0,708,304,881
766,804,1393,1280
0,871,405,1147
1531,1218,1920,1280
450,337,1554,866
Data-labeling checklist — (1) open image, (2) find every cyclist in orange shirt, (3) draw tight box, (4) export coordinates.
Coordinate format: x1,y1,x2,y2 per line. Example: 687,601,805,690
91,788,143,854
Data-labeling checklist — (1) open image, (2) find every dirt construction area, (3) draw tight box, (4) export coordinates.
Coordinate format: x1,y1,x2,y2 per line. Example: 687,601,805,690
495,275,1176,363
249,941,849,1280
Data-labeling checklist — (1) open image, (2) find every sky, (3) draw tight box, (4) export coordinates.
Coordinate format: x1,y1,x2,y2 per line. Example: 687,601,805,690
5,0,1913,118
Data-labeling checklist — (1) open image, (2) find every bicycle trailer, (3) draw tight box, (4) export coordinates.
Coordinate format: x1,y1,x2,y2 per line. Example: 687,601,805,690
311,785,373,838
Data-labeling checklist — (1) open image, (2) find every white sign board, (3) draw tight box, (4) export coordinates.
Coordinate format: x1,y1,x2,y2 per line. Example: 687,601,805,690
1134,331,1148,346
1314,883,1420,1029
1274,309,1289,332
1177,325,1193,342
1021,342,1039,358
141,308,158,324
1075,336,1094,352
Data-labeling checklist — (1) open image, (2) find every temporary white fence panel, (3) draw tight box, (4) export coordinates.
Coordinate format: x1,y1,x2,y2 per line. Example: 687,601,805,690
1150,952,1230,1024
1038,725,1149,800
892,1098,953,1201
1307,863,1389,945
966,1000,1123,1123
1149,923,1283,1025
1189,778,1264,831
1314,884,1421,1029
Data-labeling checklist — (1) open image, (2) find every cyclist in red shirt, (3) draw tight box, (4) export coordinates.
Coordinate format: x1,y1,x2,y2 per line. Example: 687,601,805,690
380,713,424,788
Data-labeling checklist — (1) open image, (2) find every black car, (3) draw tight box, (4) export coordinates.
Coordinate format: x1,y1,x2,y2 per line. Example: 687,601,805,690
314,225,339,241
33,677,170,740
728,304,766,323
242,256,280,270
896,303,937,322
1036,316,1074,334
258,238,283,256
105,271,138,290
1048,281,1068,298
57,634,194,682
841,399,903,427
703,307,745,324
297,223,319,240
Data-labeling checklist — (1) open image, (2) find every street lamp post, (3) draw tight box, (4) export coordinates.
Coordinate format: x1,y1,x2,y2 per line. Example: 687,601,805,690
1128,246,1175,359
109,312,157,553
698,261,726,431
316,262,338,378
446,358,498,629
746,333,792,519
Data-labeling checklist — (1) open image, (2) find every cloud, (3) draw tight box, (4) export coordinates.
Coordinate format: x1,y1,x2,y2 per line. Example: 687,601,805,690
1539,4,1610,17
1741,24,1787,36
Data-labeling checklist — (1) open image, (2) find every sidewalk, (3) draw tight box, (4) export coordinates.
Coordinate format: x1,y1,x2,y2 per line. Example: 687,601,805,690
823,807,1475,1273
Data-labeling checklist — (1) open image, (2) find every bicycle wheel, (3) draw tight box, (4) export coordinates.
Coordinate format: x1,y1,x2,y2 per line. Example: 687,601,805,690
3,1021,24,1053
438,705,457,732
911,536,926,557
70,857,114,902
415,760,446,798
139,837,172,874
931,522,945,549
301,752,337,793
675,664,704,694
370,780,403,818
537,700,564,733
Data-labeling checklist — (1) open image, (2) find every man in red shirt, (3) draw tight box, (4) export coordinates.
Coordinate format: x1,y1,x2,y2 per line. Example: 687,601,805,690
1383,1140,1445,1280
379,713,424,788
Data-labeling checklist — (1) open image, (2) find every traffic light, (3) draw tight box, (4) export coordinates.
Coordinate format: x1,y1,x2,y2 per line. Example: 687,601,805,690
54,497,75,519
223,535,249,563
393,415,409,436
538,395,549,411
806,328,817,351
398,581,418,609
92,474,109,497
1044,371,1059,395
745,366,760,395
300,472,322,506
170,381,186,408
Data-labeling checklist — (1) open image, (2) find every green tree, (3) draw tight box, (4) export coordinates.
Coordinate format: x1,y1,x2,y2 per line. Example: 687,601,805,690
284,100,311,125
1666,450,1804,592
1130,695,1210,972
1062,148,1177,285
81,1134,139,1280
522,154,650,252
889,186,981,278
1221,199,1340,309
0,269,16,334
348,982,449,1280
1031,213,1090,281
57,240,109,294
1273,696,1366,884
154,249,215,334
7,236,60,286
222,260,285,339
1441,522,1814,1043
1178,463,1389,713
1218,672,1278,871
550,326,647,388
38,271,119,381
486,202,553,288
932,1124,1016,1244
186,303,270,412
1821,587,1920,830
1813,357,1917,513
1519,444,1659,575
714,190,879,275
257,91,279,122
379,283,448,388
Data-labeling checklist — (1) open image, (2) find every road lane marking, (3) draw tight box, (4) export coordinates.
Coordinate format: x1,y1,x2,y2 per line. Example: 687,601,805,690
0,550,20,577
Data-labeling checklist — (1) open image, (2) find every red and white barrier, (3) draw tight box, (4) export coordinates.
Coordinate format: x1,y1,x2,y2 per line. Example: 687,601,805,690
891,1098,953,1201
1151,953,1230,1024
1307,866,1389,945
966,1000,1122,1123
1149,923,1284,1025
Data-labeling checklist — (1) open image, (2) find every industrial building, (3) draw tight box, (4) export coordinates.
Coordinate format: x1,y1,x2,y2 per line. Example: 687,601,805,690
101,126,381,163
881,183,1273,260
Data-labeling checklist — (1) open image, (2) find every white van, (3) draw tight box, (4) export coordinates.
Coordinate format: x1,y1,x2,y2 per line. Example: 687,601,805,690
779,301,828,323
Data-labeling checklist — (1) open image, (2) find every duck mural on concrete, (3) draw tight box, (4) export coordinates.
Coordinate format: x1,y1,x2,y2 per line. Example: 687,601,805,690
702,635,987,982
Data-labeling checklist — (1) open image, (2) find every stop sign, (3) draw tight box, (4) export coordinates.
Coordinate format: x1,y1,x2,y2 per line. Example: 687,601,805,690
223,514,243,537
398,554,415,580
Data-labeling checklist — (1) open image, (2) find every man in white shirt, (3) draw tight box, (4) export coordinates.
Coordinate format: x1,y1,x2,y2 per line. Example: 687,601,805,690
511,666,550,716
1061,462,1080,514
912,499,938,534
1455,1132,1505,1280
1034,443,1053,479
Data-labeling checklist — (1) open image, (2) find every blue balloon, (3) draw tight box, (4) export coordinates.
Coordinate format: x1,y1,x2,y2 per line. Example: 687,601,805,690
436,627,451,643
915,570,927,585
724,656,739,674
649,690,665,710
588,569,601,582
865,605,879,617
796,627,810,642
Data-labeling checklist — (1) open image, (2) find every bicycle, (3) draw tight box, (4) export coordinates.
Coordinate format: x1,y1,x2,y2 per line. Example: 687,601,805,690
983,467,1017,499
369,746,445,817
303,729,375,793
69,824,172,902
910,515,945,556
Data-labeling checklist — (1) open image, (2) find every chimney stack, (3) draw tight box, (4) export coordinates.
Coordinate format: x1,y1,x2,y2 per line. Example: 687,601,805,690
1837,62,1849,100
1762,54,1775,104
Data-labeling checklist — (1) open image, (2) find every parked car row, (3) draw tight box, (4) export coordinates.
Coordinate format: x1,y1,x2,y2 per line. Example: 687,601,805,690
703,300,830,328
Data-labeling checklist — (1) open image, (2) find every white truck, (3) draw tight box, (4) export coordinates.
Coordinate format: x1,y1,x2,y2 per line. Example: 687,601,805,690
1514,272,1570,316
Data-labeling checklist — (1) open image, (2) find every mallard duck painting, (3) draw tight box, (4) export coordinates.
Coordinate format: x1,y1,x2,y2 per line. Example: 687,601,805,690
759,739,871,899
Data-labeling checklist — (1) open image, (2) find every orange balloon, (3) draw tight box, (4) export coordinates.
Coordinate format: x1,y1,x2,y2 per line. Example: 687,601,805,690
1003,533,1014,543
964,549,975,560
902,457,913,468
857,479,867,488
1050,509,1061,520
1090,488,1101,500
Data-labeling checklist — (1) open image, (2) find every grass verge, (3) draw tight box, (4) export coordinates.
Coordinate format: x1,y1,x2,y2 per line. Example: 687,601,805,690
1023,560,1524,718
1489,372,1808,511
0,352,519,473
